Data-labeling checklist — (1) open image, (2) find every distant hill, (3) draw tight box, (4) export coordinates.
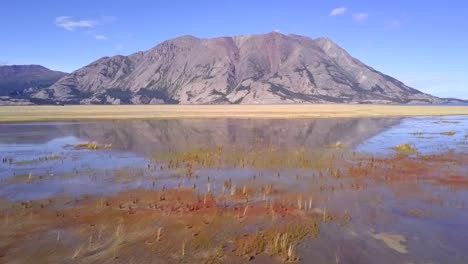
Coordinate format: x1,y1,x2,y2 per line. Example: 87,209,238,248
0,65,67,105
2,33,466,105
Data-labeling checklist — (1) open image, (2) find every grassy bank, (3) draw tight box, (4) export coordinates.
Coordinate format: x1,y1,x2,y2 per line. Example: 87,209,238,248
1,104,468,122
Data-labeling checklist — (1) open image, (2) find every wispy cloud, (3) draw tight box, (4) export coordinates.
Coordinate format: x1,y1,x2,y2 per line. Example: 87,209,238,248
330,7,347,16
56,16,117,41
0,60,8,65
115,44,124,51
93,33,108,40
55,16,98,31
352,12,368,23
273,29,280,33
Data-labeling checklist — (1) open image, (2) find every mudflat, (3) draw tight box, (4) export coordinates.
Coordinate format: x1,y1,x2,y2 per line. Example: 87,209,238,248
1,104,468,122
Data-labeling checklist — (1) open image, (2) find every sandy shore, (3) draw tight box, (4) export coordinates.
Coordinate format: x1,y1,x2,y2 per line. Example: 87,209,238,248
0,104,468,122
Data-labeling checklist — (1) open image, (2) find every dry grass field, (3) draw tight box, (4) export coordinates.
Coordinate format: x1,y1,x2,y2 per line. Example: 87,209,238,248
0,104,468,122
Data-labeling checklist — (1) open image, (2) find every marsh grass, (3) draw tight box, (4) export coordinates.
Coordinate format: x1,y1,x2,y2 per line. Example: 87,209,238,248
441,131,456,136
392,144,418,154
154,147,339,170
14,154,61,166
406,209,432,217
75,142,99,150
234,221,320,261
75,142,112,150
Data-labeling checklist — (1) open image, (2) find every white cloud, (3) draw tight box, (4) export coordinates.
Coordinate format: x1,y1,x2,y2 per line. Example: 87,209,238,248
273,29,280,33
93,34,108,40
330,7,347,16
56,16,117,41
353,12,368,23
115,44,124,51
55,16,98,31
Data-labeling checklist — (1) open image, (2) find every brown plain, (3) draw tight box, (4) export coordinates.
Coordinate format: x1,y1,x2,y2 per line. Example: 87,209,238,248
1,104,468,123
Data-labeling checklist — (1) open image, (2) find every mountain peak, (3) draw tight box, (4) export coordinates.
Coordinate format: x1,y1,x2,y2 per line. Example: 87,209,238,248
268,31,284,36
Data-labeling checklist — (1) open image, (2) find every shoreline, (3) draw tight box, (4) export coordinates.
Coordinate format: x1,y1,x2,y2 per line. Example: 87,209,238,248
1,104,468,123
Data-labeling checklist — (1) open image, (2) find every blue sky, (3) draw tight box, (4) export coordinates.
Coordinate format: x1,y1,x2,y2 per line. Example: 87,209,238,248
0,1,467,99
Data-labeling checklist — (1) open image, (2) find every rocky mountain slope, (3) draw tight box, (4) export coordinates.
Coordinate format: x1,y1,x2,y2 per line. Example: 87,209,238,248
7,33,458,104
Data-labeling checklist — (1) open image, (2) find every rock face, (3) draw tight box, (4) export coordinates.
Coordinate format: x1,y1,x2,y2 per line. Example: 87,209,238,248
35,32,445,104
0,65,67,101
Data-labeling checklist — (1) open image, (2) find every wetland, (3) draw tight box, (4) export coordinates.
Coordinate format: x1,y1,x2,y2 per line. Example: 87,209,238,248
1,116,468,263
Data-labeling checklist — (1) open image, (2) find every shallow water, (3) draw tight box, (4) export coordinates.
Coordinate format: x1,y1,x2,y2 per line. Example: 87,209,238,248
1,116,467,263
0,118,401,199
357,115,468,155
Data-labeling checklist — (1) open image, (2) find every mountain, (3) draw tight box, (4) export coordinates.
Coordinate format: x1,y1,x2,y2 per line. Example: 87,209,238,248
24,32,452,104
0,65,67,105
0,65,67,96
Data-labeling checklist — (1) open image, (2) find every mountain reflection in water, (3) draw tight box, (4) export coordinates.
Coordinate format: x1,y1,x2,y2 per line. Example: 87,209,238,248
0,118,401,156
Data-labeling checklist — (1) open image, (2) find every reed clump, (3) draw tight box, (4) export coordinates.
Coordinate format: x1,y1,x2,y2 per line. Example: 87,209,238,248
441,131,456,136
233,221,320,261
392,143,418,154
75,142,100,150
75,142,112,150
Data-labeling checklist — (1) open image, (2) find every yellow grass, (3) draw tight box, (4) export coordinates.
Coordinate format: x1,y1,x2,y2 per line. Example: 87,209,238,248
0,105,468,122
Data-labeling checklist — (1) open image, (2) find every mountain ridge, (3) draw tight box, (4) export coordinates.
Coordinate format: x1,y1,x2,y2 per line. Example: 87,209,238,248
2,32,466,105
0,65,67,105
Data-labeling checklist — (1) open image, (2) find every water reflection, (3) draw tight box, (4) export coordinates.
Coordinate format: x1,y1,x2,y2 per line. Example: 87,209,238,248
0,118,399,200
1,118,401,156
